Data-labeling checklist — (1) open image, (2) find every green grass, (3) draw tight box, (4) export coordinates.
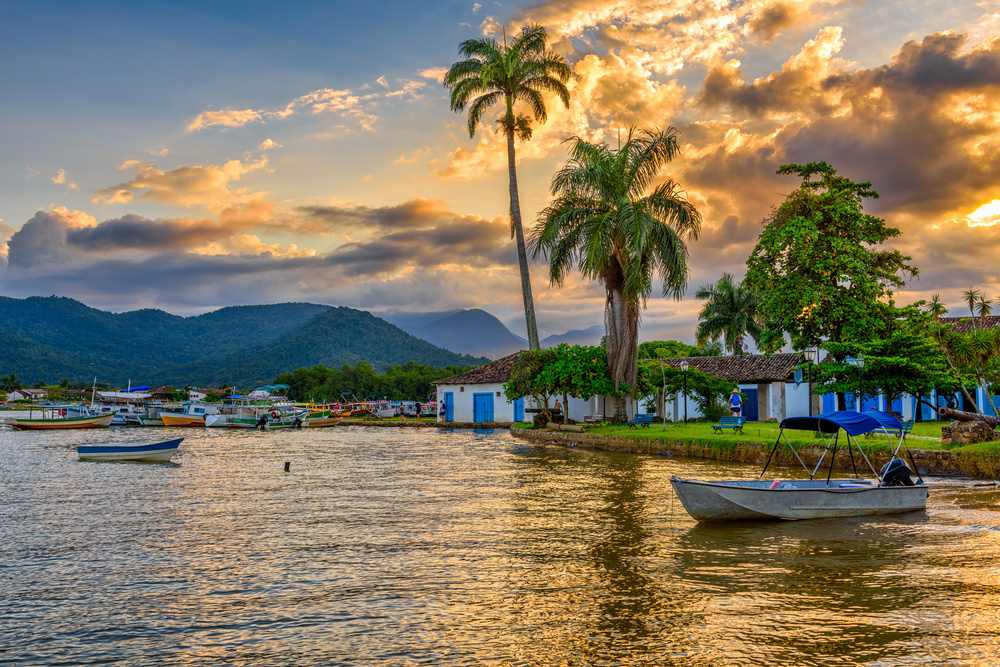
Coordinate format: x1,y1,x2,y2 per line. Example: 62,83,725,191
569,419,1000,455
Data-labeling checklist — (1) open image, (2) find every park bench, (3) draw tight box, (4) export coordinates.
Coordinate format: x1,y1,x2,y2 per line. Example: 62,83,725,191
628,414,655,428
712,416,745,434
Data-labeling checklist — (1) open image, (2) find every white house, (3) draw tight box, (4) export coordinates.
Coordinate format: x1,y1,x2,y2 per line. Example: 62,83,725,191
6,388,48,402
655,353,810,421
434,353,593,425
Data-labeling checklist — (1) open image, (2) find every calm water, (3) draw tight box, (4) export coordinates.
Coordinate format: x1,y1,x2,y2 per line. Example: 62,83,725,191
2,426,999,665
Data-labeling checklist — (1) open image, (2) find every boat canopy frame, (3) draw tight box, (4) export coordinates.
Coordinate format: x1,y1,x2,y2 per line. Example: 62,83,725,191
760,410,918,485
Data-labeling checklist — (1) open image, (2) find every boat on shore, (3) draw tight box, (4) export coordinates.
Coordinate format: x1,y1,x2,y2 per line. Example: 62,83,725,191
9,405,114,430
77,438,182,462
160,401,219,427
672,411,928,522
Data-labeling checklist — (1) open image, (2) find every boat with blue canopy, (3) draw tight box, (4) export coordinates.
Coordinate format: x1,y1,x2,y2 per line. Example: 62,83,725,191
671,410,928,521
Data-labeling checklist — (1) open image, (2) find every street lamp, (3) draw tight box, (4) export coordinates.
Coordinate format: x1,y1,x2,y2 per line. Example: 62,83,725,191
849,354,865,411
660,360,667,426
804,348,817,416
680,360,689,423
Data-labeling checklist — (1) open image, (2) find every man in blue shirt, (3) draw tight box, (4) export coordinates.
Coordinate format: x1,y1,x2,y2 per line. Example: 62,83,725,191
729,388,742,417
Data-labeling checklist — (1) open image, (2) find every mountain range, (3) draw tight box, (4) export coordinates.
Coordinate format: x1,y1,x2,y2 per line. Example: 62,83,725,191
0,297,484,388
384,309,605,357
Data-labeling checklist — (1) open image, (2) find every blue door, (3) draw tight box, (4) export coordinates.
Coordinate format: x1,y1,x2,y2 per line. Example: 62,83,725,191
862,393,880,412
443,391,454,422
741,387,758,421
473,393,494,424
822,393,836,413
513,397,524,422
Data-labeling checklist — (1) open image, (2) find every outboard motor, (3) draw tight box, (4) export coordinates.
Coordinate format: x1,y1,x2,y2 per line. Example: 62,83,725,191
880,457,915,486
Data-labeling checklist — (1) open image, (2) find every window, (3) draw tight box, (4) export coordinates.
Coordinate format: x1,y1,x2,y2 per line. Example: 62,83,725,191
460,386,464,392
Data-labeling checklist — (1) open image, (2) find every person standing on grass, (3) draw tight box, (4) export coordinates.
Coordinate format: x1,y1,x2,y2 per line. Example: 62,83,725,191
729,388,742,417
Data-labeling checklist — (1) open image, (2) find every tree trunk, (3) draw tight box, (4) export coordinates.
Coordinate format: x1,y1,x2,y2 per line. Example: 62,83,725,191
604,263,640,419
938,406,1000,427
505,127,540,350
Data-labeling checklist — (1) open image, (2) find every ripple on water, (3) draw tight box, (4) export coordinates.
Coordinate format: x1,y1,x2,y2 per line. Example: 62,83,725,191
1,425,999,665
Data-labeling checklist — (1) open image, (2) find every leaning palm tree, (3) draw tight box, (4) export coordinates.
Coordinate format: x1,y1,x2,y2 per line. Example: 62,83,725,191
695,273,760,355
976,294,993,320
444,25,571,350
531,127,701,412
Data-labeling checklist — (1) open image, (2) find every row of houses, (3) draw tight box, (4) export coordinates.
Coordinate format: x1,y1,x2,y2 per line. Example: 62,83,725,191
433,349,1000,426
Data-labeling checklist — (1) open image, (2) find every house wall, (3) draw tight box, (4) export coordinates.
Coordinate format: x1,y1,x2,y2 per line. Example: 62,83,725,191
435,383,515,423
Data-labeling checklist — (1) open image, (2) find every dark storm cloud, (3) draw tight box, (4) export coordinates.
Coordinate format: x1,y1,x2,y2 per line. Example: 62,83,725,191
295,198,455,232
66,214,218,250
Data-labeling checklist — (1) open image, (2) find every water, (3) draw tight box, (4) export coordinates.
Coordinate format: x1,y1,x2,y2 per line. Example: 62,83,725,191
2,426,999,665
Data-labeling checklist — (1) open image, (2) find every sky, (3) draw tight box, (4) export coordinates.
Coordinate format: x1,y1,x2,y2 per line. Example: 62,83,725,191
1,0,999,342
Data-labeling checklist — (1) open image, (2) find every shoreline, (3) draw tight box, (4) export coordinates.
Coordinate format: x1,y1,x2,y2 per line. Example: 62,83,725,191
511,425,1000,480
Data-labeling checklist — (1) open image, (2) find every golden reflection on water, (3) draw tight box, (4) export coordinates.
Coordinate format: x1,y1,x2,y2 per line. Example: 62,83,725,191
1,426,999,665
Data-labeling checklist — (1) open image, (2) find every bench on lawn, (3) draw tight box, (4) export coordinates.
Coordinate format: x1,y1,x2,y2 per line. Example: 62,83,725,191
628,414,655,428
869,419,913,438
712,416,745,433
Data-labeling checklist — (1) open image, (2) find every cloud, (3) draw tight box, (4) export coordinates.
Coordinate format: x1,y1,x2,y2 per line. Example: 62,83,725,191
472,2,482,12
418,67,448,82
51,168,79,191
747,2,802,41
258,138,282,151
186,79,427,133
480,16,501,36
92,156,269,210
147,147,170,157
392,146,432,165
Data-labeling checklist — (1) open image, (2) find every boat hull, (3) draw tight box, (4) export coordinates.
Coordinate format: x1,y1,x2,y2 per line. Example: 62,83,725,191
671,477,929,521
160,413,205,427
305,416,340,428
138,416,163,427
78,438,182,462
10,414,114,430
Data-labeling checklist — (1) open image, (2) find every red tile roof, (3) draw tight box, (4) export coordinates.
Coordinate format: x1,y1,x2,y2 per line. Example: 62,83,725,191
940,315,1000,332
433,352,524,385
663,353,802,383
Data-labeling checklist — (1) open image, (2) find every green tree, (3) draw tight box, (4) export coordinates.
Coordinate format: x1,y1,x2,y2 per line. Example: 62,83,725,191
531,127,701,413
637,339,723,360
813,308,960,416
444,25,571,350
1,373,20,392
695,273,760,355
636,360,731,420
746,162,917,353
503,348,558,424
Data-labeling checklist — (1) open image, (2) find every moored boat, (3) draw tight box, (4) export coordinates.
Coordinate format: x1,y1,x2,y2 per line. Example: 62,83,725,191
10,407,113,430
77,438,182,462
160,401,219,427
672,411,928,522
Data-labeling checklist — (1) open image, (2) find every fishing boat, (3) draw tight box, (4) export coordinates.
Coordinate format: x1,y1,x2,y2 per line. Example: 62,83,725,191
205,397,308,429
77,438,182,462
10,405,114,430
671,411,928,522
160,401,219,427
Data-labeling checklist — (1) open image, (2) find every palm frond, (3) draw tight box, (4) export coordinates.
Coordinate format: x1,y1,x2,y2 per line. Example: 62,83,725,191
466,91,503,137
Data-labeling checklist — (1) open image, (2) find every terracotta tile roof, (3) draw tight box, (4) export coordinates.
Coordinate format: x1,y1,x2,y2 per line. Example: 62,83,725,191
663,353,802,383
433,352,524,385
941,315,1000,332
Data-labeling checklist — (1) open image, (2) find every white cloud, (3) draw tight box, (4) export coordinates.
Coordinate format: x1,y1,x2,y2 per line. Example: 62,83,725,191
481,16,501,36
376,75,389,89
51,168,79,191
472,2,482,12
258,138,283,151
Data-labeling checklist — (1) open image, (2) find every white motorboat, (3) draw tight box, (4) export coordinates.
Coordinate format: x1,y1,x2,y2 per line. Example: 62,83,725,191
672,411,928,522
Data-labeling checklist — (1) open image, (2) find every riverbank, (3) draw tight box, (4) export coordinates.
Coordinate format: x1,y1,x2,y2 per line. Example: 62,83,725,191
511,423,1000,479
336,417,511,429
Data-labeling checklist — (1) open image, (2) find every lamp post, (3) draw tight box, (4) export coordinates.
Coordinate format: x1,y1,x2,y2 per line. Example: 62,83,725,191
849,354,865,411
804,348,817,416
660,360,667,426
680,360,689,423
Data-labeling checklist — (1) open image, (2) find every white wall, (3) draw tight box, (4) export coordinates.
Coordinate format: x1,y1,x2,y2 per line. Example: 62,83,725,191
436,383,515,423
784,382,811,418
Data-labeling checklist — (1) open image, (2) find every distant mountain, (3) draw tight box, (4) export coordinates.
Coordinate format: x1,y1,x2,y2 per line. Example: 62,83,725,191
384,308,527,358
0,296,484,387
542,324,604,347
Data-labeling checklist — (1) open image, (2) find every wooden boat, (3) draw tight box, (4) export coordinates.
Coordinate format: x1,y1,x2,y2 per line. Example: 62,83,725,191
160,401,218,427
305,415,341,427
138,416,164,427
78,438,182,462
672,411,928,522
11,411,113,430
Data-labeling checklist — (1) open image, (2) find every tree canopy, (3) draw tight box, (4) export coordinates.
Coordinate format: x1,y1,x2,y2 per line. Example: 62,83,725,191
276,362,471,402
746,162,917,353
695,273,760,355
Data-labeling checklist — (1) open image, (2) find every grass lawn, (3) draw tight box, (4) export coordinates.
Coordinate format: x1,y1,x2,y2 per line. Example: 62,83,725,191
523,419,998,456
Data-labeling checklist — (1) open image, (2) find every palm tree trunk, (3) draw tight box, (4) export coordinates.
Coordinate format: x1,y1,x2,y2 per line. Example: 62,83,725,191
505,128,540,350
605,263,639,418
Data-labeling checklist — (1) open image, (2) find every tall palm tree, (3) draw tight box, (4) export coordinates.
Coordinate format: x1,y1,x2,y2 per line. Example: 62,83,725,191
964,287,982,329
530,127,701,408
976,294,993,320
926,294,947,320
695,273,760,355
444,25,571,350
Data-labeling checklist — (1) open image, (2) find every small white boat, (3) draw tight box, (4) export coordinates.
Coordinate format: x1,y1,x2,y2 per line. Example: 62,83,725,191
673,411,928,522
77,438,182,462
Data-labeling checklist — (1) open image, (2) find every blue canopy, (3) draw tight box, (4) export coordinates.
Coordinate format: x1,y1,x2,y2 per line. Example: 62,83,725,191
779,410,900,436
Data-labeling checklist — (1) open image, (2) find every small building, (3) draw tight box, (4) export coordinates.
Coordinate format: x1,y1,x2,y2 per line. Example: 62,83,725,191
434,353,524,424
6,388,48,402
660,353,807,421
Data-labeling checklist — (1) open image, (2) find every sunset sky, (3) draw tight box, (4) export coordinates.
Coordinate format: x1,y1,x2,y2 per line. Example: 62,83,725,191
2,0,999,341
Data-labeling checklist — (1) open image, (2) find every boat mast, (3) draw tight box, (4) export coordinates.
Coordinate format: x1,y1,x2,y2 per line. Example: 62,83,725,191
90,377,97,409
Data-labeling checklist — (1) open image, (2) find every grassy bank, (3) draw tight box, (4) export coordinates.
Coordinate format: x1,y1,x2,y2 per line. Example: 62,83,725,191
513,420,1000,479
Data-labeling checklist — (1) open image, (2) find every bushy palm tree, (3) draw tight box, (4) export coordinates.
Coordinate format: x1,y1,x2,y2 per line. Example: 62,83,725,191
926,294,947,320
695,273,760,355
530,127,701,408
444,25,571,350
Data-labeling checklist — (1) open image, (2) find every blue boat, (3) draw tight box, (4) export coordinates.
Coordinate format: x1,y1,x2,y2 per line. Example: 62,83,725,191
77,438,183,462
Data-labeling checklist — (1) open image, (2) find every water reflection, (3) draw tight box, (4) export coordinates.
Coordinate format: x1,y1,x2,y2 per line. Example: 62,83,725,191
1,427,998,665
